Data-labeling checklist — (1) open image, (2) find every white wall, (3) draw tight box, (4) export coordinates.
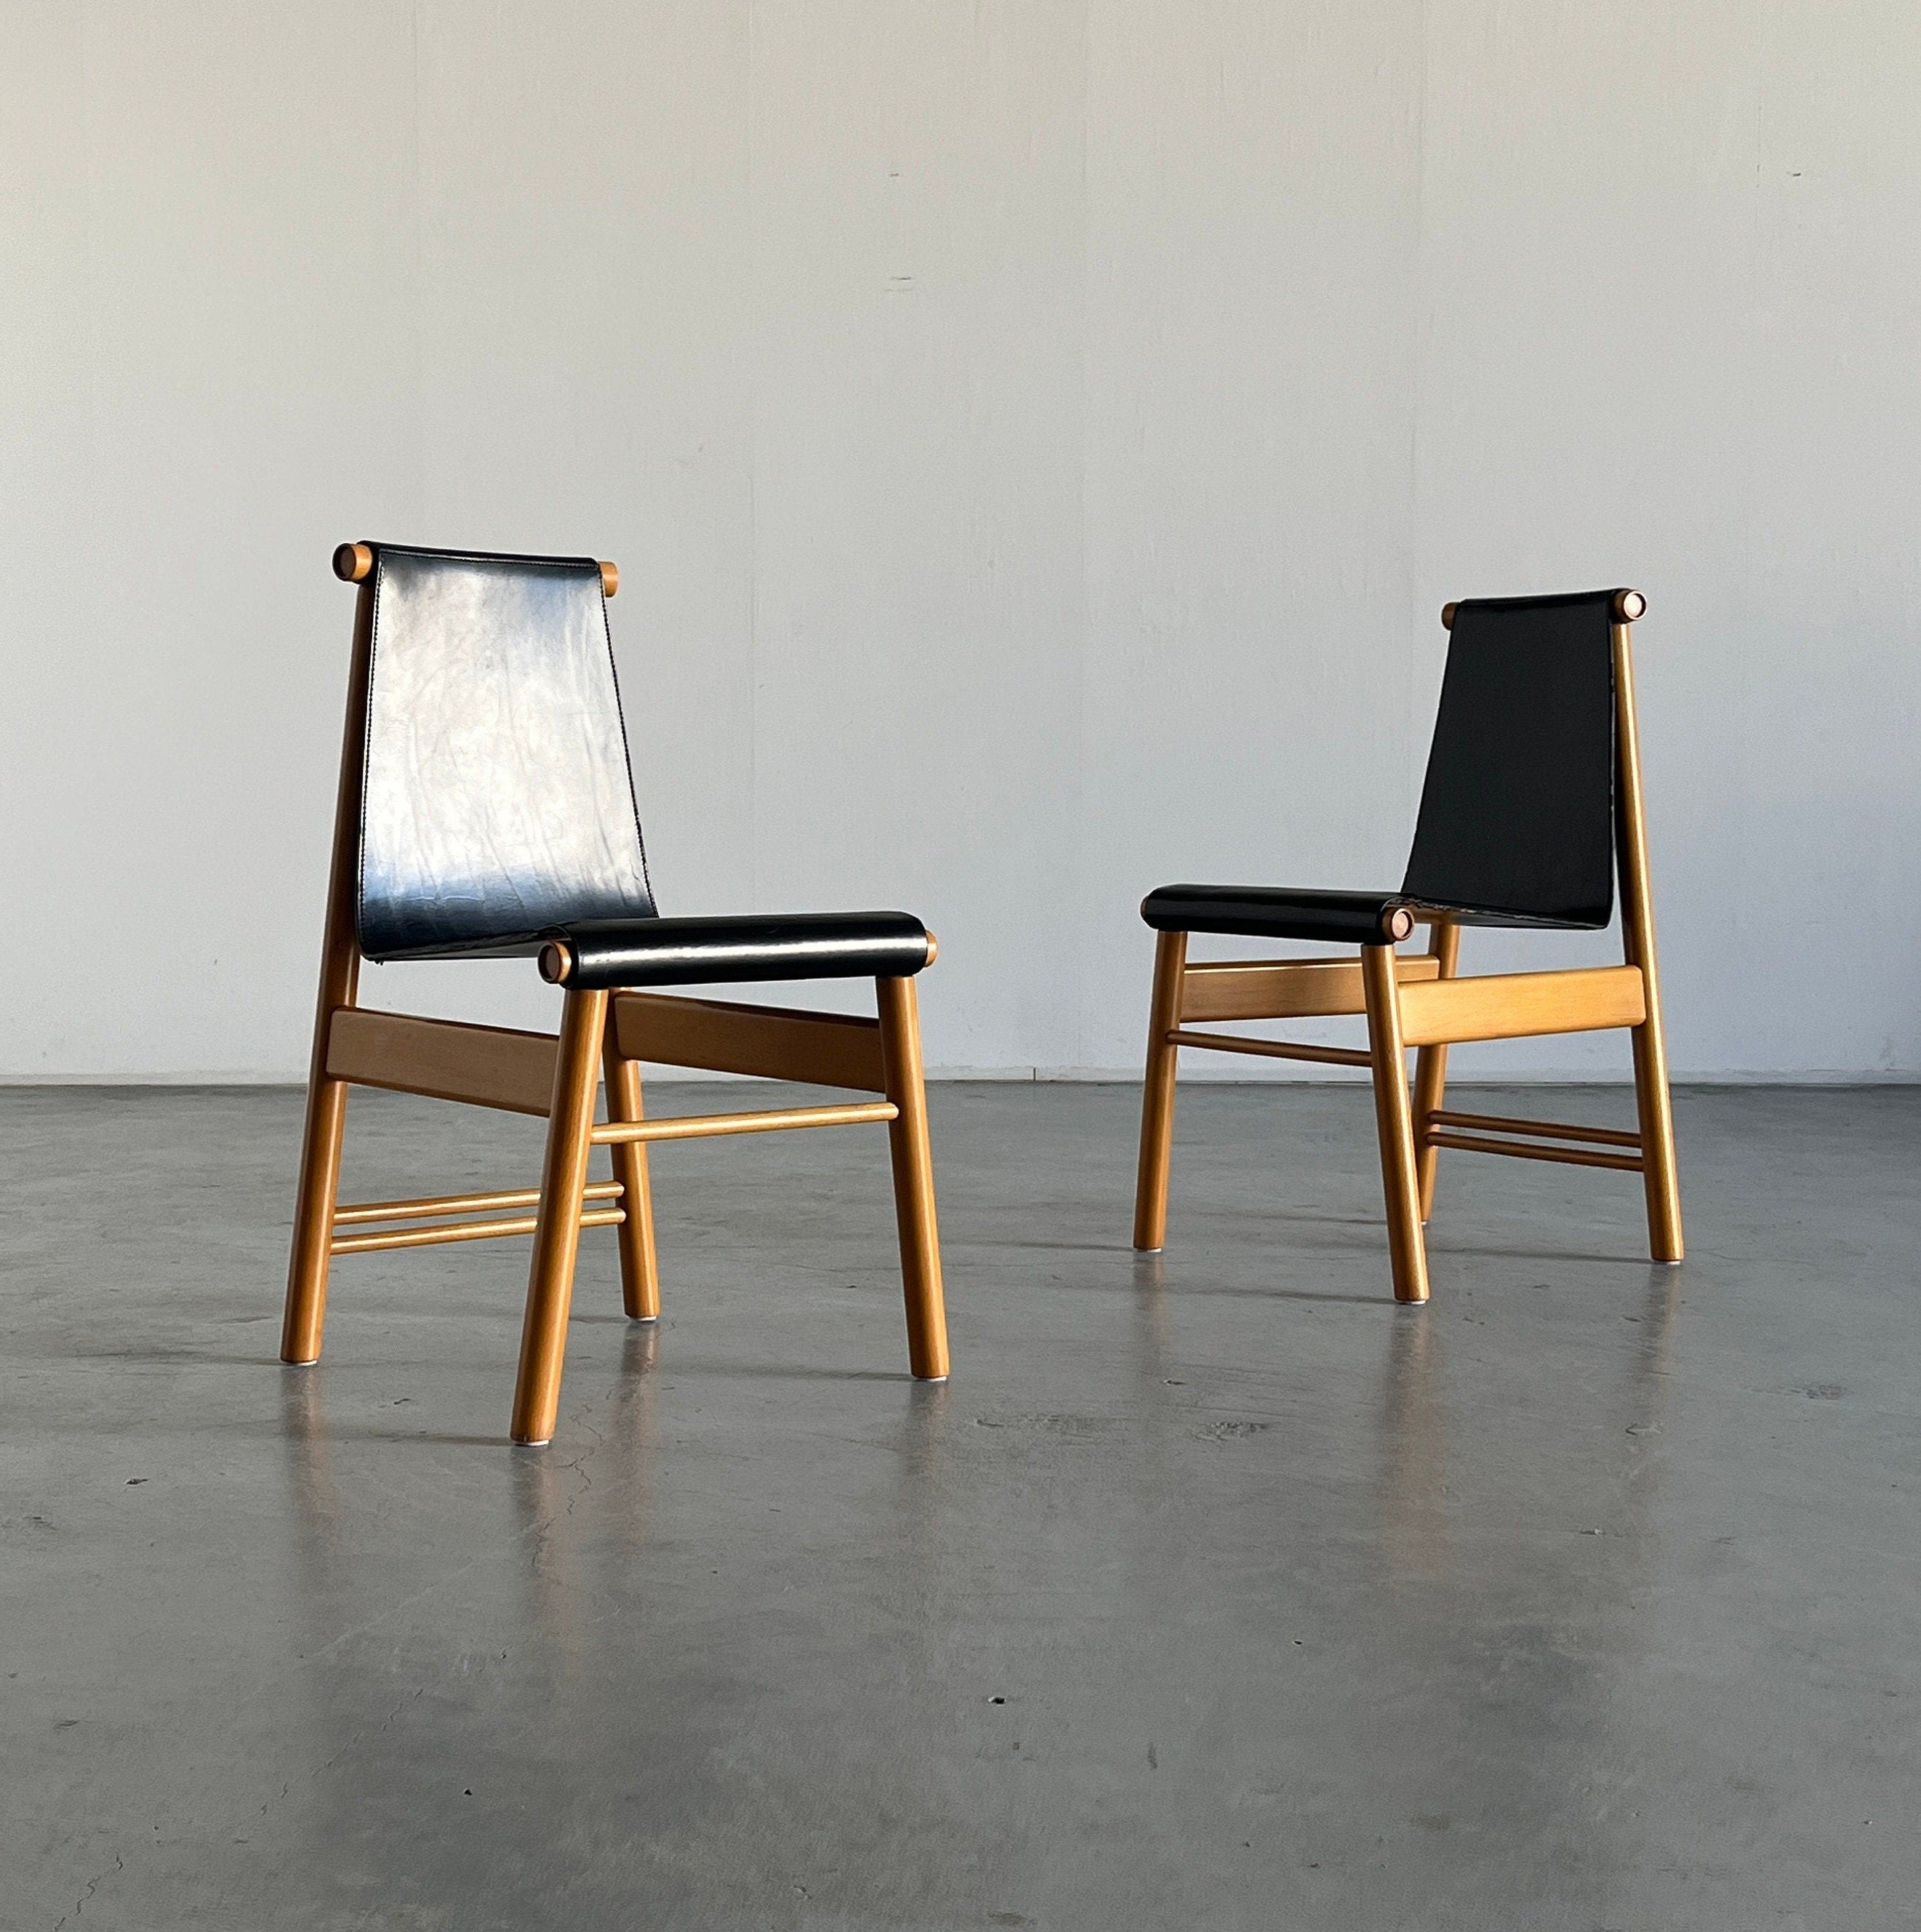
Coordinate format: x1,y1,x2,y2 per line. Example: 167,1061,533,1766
3,1,1915,1081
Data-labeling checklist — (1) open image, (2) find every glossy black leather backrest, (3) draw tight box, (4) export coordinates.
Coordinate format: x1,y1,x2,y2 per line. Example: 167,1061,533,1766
357,545,655,960
1399,590,1619,928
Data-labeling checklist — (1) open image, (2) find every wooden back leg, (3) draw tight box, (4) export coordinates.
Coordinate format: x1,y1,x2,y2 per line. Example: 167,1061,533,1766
876,974,950,1380
1409,919,1461,1223
1132,929,1187,1251
282,1041,350,1365
601,1025,661,1320
1613,615,1684,1263
283,577,375,1364
511,989,611,1445
1362,944,1430,1304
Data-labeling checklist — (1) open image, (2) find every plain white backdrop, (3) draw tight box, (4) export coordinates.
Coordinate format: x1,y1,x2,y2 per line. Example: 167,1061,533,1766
3,1,1916,1081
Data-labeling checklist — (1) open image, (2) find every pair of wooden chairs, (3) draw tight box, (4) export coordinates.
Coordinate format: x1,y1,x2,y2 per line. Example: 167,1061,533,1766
282,547,1680,1446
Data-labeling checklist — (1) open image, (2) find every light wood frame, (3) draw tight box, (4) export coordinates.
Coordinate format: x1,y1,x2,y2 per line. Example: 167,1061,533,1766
1132,591,1683,1299
283,550,949,1444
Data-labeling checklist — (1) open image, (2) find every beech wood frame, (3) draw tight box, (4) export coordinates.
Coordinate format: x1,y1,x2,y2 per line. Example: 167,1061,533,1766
282,550,950,1444
1131,592,1683,1299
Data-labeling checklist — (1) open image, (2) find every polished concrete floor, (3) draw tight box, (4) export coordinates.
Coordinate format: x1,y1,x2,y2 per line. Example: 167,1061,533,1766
4,1080,1918,1929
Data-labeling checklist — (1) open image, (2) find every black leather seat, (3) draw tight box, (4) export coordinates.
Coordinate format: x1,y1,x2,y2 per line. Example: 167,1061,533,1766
537,911,931,990
1142,886,1418,947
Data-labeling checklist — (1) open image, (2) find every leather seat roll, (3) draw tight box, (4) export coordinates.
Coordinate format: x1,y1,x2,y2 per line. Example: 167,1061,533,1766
1141,886,1417,947
548,911,933,990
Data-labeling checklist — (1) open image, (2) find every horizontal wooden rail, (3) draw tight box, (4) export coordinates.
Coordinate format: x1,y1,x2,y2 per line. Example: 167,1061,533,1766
1424,1129,1644,1174
590,1099,898,1147
613,992,886,1091
332,1206,627,1256
326,1008,560,1116
334,1180,622,1227
1395,966,1645,1049
1426,1108,1641,1150
1166,1028,1372,1069
1179,953,1438,1024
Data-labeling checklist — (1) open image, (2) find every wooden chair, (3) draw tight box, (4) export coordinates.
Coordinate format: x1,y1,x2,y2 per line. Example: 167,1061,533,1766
282,542,949,1443
1131,588,1682,1300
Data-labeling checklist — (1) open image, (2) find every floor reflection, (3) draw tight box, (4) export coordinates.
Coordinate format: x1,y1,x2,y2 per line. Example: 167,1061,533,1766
1376,1309,1451,1584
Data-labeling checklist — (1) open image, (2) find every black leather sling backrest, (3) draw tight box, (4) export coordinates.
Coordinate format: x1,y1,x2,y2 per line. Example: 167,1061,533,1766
356,545,656,961
1399,590,1618,929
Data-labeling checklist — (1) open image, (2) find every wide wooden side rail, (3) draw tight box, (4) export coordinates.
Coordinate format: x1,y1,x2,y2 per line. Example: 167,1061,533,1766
1395,965,1645,1049
326,1009,559,1115
1179,953,1439,1023
612,992,887,1091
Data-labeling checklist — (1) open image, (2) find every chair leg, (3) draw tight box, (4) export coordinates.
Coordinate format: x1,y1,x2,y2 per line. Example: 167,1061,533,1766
281,1064,350,1364
511,988,610,1446
1629,1011,1684,1262
876,974,950,1380
1361,944,1429,1304
1410,920,1461,1223
1132,929,1187,1251
601,1030,661,1320
1613,613,1685,1263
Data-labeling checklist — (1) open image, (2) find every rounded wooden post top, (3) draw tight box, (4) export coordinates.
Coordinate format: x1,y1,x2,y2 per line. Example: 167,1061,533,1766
923,930,939,966
332,542,619,598
539,942,574,986
1441,589,1646,628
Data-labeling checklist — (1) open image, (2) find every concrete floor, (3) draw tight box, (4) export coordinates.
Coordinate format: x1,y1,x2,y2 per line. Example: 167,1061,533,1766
3,1080,1918,1929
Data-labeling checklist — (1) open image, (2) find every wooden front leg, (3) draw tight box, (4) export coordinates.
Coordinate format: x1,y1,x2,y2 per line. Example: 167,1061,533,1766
1362,944,1430,1304
876,974,950,1380
512,989,611,1444
1132,929,1187,1251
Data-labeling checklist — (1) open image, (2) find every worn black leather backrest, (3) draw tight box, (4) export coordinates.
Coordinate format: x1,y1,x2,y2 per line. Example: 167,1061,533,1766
1400,590,1619,929
357,545,655,960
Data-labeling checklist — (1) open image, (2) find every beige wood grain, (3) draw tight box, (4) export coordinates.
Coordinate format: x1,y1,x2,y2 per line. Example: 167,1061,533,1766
326,1008,561,1116
1179,953,1439,1023
1395,965,1646,1049
612,991,887,1092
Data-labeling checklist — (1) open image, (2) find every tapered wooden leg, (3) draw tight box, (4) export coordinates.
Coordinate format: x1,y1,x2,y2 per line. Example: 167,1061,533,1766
876,974,950,1380
282,574,375,1364
1613,617,1685,1263
1132,929,1187,1251
1410,920,1461,1223
283,926,361,1364
511,989,609,1445
281,1049,350,1364
1362,944,1429,1304
1629,1016,1683,1262
601,1032,660,1320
